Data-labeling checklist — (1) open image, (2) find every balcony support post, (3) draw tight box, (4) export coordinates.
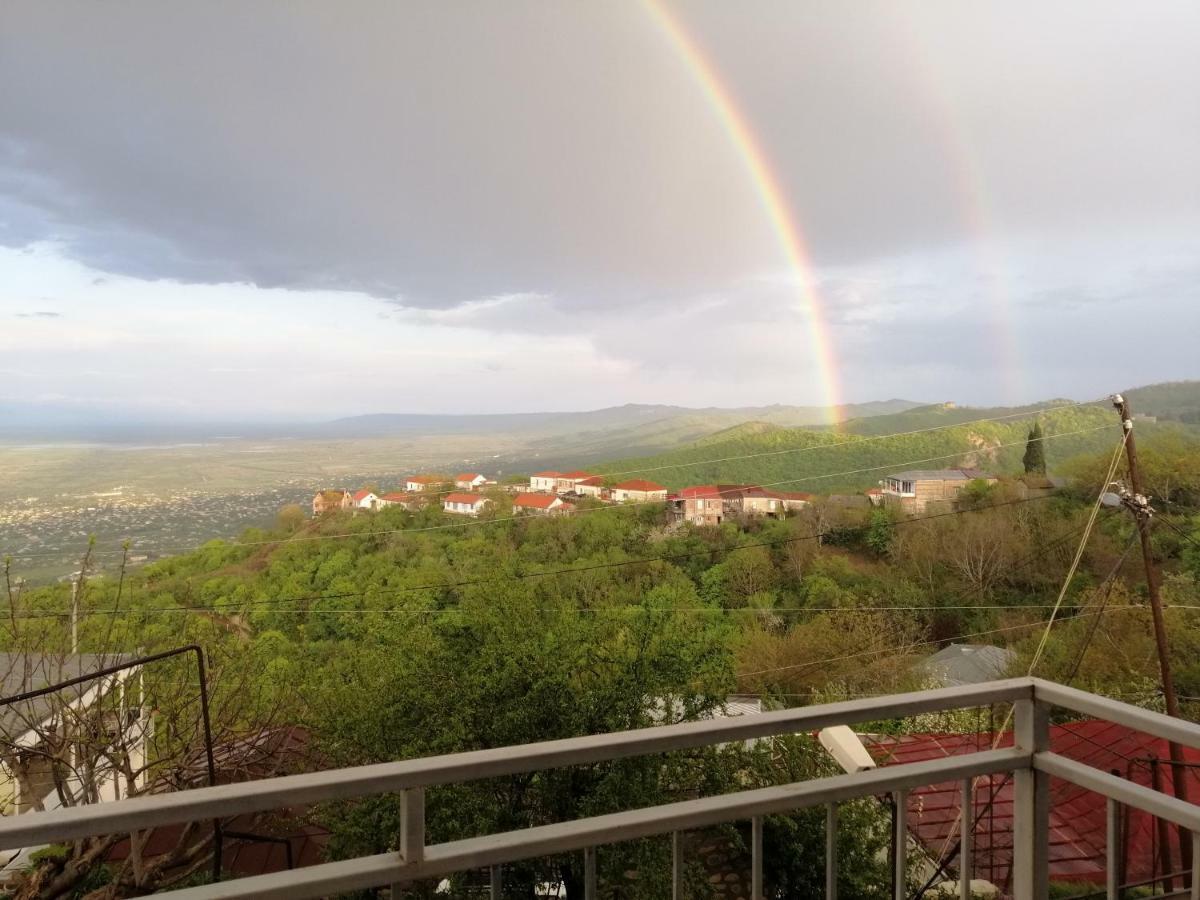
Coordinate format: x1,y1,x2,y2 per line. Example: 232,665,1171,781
490,865,502,900
893,790,908,900
960,779,973,900
671,831,683,900
1013,699,1049,900
391,787,425,897
826,802,837,900
1192,830,1200,900
752,815,764,900
1106,797,1119,900
584,846,597,900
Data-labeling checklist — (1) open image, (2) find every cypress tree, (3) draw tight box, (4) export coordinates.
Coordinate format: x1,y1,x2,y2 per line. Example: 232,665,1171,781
1023,421,1047,474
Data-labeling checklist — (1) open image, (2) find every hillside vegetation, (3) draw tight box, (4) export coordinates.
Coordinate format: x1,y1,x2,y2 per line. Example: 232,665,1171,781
592,404,1177,492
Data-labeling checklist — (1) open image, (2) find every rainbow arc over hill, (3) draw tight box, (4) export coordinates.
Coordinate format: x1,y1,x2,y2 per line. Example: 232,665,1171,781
644,0,844,415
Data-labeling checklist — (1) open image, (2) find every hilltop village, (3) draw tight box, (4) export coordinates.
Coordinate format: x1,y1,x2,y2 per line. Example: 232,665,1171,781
312,466,1034,525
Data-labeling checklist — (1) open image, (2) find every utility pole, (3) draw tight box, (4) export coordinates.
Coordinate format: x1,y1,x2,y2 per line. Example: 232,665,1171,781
1111,394,1192,879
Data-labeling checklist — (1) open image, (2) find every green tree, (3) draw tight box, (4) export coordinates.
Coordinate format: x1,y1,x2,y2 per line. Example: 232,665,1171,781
1023,420,1047,474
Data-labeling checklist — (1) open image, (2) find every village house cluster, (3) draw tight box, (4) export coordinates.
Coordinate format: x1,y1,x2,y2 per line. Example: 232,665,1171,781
313,465,1021,523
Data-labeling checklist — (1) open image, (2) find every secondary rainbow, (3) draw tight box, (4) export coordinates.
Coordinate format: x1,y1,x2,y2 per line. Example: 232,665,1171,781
643,0,844,415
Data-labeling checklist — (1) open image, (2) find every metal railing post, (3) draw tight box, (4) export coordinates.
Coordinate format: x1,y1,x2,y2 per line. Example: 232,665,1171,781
584,846,597,900
391,788,425,897
671,831,683,900
893,790,908,900
1107,797,1119,900
960,779,973,900
752,815,764,900
490,864,502,900
1013,698,1049,900
826,802,837,900
1192,831,1200,900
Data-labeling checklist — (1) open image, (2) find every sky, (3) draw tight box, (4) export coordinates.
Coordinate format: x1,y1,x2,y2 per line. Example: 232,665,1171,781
1,1,1198,421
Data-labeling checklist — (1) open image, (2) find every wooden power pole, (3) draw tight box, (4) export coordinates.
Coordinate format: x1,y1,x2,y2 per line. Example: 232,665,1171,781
1112,394,1192,880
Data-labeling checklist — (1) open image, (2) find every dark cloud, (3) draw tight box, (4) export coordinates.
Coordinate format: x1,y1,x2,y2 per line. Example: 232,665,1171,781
2,1,1196,311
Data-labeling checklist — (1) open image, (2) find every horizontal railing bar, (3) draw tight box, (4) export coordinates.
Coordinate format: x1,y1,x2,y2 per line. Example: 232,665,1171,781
0,679,1033,851
1032,679,1200,751
1035,752,1200,831
152,747,1030,900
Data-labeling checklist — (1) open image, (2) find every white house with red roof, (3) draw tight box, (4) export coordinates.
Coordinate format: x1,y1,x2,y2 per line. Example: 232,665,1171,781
454,473,488,491
442,492,492,517
610,479,668,503
529,471,562,493
573,475,609,500
352,489,380,510
513,493,574,516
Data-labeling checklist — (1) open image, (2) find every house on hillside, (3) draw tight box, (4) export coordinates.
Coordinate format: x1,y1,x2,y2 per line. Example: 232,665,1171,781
917,644,1015,688
352,490,379,510
573,475,609,500
880,468,997,513
529,472,562,493
378,492,421,511
312,490,353,516
1013,473,1067,500
556,471,594,492
610,480,668,503
442,493,492,517
0,654,146,876
671,485,811,526
513,494,574,516
405,475,445,493
454,473,488,491
672,485,726,526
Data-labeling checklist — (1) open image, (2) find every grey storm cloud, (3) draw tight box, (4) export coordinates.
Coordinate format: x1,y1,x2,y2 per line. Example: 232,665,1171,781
2,1,1198,312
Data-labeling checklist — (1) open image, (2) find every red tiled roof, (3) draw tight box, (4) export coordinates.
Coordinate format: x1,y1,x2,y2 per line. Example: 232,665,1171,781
407,475,442,484
774,491,813,501
514,493,560,509
532,471,564,478
352,489,374,502
613,479,667,492
576,475,606,487
455,473,482,482
560,471,593,479
869,721,1200,887
443,492,487,505
380,492,415,502
679,485,724,499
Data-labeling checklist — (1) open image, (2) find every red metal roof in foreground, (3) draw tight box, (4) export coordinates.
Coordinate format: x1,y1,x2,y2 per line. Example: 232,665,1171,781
870,721,1200,890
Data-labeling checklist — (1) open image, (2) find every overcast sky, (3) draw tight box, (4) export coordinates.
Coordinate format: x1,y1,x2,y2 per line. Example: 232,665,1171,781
2,1,1198,420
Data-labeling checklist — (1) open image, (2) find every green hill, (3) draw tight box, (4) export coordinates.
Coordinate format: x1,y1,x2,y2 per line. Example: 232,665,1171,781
1124,380,1200,424
593,404,1171,493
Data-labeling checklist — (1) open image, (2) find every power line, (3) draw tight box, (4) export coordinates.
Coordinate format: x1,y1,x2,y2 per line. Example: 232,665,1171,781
4,423,1111,561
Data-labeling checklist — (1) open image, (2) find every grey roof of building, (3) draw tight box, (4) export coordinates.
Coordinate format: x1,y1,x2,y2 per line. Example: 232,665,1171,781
887,469,973,482
918,644,1016,687
0,653,137,735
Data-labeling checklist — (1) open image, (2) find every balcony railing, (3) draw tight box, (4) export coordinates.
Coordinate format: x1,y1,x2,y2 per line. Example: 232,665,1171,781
2,677,1199,899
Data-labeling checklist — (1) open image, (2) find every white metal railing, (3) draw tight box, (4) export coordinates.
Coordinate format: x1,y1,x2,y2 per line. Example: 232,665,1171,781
1,677,1199,899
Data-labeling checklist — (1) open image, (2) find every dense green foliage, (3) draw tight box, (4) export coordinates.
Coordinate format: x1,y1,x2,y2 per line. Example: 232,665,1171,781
593,405,1169,492
4,428,1200,897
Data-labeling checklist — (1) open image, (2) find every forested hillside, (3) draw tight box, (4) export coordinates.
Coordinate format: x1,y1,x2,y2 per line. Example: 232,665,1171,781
4,433,1200,896
592,403,1187,493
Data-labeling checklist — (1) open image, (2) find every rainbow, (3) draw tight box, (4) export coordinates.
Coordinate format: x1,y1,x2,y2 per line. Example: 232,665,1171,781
643,0,845,417
883,8,1025,403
